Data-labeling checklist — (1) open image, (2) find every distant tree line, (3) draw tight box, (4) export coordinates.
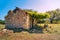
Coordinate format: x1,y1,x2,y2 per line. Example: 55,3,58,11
0,20,5,24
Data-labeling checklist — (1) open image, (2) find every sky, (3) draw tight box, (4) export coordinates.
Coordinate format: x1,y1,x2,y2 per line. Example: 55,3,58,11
0,0,60,20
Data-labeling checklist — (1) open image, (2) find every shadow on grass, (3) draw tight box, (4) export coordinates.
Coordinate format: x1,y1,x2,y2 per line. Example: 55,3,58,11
5,25,44,33
28,25,44,33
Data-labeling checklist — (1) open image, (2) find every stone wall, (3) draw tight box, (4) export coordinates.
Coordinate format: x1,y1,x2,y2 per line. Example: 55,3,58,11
5,7,30,29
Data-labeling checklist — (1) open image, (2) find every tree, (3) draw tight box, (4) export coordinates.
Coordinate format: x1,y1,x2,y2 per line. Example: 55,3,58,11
24,9,50,27
24,9,38,27
0,20,5,24
36,13,50,23
46,9,60,23
28,11,38,28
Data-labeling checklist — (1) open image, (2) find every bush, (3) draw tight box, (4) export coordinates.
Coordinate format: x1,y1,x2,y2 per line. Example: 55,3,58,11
0,20,5,24
37,19,45,23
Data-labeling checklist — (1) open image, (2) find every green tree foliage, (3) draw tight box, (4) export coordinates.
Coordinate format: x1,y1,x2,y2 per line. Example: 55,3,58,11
37,13,50,19
27,10,38,27
0,20,5,24
36,13,50,24
46,8,60,23
24,9,50,26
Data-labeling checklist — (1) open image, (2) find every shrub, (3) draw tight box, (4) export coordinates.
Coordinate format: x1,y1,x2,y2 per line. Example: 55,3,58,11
0,20,5,24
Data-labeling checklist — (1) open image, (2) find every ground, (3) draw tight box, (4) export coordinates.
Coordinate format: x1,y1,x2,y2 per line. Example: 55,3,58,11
0,24,60,40
37,24,60,34
0,31,60,40
0,24,5,30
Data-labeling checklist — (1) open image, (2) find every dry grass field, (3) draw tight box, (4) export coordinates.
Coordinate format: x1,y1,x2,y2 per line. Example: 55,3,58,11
0,31,60,40
0,24,5,30
0,24,60,40
37,24,60,34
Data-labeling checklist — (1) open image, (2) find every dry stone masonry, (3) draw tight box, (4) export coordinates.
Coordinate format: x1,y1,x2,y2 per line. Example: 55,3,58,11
5,7,31,30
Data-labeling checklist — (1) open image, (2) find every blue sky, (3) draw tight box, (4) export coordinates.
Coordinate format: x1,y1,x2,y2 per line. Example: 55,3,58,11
0,0,60,20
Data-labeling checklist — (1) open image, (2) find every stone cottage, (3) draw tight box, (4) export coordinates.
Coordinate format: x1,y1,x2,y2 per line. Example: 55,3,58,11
5,7,31,30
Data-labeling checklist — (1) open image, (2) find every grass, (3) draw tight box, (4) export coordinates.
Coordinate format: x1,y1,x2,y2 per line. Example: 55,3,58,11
0,31,60,40
37,24,60,34
0,24,60,34
0,24,5,30
0,24,60,40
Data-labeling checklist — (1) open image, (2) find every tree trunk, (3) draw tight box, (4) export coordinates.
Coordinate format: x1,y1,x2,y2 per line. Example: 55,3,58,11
34,19,37,25
50,18,53,23
31,18,34,28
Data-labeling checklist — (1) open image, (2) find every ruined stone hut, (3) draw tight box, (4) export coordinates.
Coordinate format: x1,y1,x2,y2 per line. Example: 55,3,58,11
5,7,31,29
